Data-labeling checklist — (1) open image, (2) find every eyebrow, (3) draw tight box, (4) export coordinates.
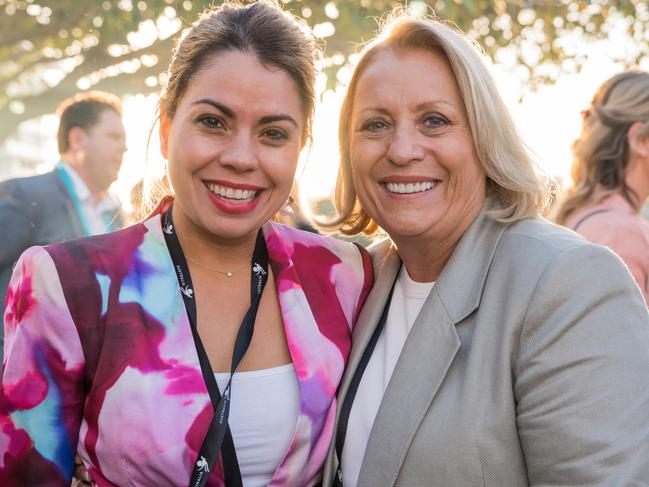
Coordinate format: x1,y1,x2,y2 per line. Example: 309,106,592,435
191,98,298,127
414,100,454,111
356,100,455,115
259,115,298,127
355,107,391,116
191,98,235,118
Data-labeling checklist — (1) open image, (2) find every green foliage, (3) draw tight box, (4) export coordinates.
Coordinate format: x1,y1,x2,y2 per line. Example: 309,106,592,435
0,0,647,143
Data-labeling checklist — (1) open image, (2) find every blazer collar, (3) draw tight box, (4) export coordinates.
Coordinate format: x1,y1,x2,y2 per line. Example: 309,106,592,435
434,206,508,323
327,207,508,486
265,220,365,484
324,239,400,485
349,239,401,383
340,206,507,398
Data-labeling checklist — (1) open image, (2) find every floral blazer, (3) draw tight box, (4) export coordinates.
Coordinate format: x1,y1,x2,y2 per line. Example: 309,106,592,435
0,209,372,486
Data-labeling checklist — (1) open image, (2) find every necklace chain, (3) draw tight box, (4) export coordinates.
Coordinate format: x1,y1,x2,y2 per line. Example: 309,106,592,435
185,255,250,277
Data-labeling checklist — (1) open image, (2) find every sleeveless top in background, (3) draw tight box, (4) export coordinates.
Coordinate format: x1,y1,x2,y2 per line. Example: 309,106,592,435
566,192,649,304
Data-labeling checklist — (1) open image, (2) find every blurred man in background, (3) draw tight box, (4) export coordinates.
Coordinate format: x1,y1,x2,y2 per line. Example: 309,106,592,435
0,91,127,332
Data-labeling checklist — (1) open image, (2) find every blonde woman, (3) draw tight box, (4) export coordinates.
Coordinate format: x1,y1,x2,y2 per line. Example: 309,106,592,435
323,14,649,486
554,71,649,303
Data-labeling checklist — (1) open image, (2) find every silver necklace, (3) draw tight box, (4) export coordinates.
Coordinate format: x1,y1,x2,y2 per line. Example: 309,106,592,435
185,256,250,277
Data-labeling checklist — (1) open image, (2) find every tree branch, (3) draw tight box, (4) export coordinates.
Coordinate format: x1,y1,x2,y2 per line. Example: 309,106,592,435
0,3,91,47
0,63,165,143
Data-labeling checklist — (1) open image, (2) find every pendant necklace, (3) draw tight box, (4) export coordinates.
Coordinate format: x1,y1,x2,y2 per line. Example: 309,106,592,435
185,255,250,277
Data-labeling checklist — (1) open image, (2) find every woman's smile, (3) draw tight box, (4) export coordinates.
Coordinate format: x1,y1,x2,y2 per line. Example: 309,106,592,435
204,180,263,214
382,179,441,196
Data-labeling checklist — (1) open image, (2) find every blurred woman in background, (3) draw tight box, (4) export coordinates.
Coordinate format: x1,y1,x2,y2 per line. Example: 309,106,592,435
553,71,649,303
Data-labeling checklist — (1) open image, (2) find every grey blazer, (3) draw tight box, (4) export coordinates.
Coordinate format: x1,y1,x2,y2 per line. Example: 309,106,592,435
324,210,649,486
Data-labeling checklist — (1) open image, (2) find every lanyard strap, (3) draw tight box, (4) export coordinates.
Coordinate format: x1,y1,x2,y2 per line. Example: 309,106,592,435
162,206,269,487
333,271,400,487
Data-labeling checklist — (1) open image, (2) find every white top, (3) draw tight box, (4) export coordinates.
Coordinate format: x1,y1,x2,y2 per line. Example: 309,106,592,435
215,363,300,487
342,267,434,487
59,162,120,234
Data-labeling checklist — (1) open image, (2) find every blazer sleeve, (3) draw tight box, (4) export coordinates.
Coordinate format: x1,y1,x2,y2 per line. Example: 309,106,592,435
0,246,85,486
514,243,649,486
0,180,35,269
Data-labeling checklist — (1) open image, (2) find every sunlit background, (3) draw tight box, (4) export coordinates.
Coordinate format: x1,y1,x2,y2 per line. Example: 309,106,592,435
1,0,648,218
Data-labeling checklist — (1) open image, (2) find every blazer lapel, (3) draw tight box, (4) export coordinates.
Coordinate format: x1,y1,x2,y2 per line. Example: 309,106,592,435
356,289,460,486
356,209,507,486
263,222,355,485
346,241,402,396
324,240,401,484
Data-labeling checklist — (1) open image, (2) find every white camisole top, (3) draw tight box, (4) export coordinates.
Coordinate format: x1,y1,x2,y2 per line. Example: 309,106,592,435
215,363,300,487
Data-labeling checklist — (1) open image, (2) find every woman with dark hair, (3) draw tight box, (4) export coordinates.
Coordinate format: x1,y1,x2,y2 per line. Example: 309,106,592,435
553,71,649,303
0,2,371,486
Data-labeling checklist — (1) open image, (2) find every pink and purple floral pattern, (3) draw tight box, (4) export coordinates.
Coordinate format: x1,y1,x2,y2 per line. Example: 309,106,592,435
0,205,372,486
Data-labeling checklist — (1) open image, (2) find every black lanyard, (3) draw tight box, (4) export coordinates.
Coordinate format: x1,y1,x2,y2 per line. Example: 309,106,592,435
333,271,399,487
162,206,269,487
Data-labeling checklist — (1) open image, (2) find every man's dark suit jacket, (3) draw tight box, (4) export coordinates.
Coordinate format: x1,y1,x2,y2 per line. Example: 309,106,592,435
0,170,123,360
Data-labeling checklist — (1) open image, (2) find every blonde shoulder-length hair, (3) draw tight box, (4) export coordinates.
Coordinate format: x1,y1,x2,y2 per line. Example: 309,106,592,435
326,13,553,235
